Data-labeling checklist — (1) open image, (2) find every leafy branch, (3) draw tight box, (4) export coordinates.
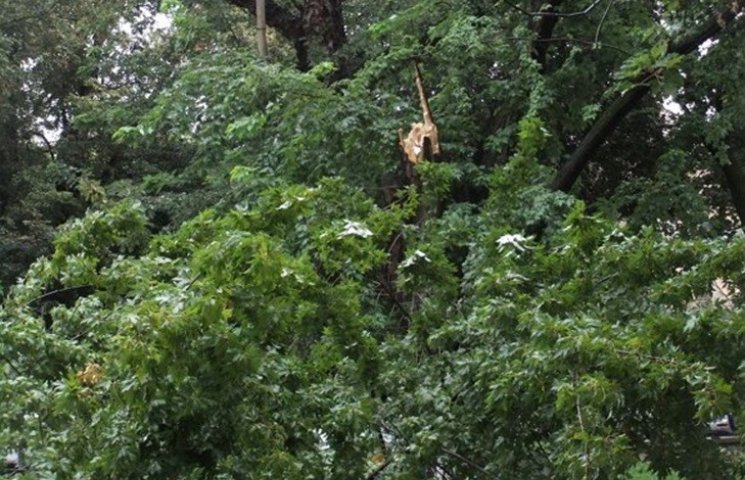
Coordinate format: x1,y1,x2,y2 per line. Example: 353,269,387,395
551,1,745,192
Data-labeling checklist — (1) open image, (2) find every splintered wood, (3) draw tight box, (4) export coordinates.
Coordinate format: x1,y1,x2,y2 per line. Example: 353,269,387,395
399,63,440,165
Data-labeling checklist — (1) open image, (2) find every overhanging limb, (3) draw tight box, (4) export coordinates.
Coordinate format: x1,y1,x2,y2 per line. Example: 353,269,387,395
550,1,745,192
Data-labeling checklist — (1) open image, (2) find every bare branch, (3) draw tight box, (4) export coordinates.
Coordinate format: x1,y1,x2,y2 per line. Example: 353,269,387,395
26,285,95,308
442,448,490,476
594,0,615,45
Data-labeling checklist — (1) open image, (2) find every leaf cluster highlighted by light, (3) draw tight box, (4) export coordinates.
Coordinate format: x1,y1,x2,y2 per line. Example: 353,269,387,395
337,220,374,239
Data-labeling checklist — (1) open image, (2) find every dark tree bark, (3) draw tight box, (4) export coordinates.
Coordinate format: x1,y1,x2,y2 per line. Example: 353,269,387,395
293,37,312,72
721,155,745,228
323,0,347,53
550,1,745,192
531,0,564,71
225,0,346,72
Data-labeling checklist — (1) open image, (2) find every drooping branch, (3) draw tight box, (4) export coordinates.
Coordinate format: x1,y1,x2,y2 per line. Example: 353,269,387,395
550,1,745,192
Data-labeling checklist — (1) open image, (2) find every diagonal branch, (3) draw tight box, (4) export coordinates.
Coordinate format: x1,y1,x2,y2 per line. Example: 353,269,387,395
365,459,392,480
442,448,490,476
550,1,745,192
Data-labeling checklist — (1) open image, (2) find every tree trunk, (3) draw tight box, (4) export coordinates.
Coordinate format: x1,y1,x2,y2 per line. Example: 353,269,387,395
255,0,267,57
531,0,564,72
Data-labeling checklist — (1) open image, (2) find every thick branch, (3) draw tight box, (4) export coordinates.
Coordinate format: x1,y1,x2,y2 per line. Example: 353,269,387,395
708,95,745,229
551,85,649,191
551,1,745,192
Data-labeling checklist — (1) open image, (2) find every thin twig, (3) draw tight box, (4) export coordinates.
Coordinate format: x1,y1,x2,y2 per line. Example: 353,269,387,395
503,0,604,17
378,279,413,323
26,285,94,307
442,448,490,477
575,380,591,480
594,0,616,46
387,231,405,255
521,36,630,55
185,273,202,290
0,351,23,377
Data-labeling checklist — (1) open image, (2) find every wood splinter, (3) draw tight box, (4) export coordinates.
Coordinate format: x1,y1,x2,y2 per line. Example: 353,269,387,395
399,62,440,165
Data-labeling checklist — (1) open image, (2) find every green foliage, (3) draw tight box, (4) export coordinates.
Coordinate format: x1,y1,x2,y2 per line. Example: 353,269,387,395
0,179,412,478
3,173,745,478
3,0,745,479
624,462,683,480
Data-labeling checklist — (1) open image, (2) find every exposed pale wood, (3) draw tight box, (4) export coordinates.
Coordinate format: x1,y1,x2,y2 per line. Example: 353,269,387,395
399,63,440,165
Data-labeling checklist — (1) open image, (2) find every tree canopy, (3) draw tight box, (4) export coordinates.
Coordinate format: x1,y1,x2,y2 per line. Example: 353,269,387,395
2,1,745,478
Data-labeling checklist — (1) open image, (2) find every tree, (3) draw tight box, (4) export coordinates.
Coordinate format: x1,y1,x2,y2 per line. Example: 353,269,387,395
2,1,745,479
